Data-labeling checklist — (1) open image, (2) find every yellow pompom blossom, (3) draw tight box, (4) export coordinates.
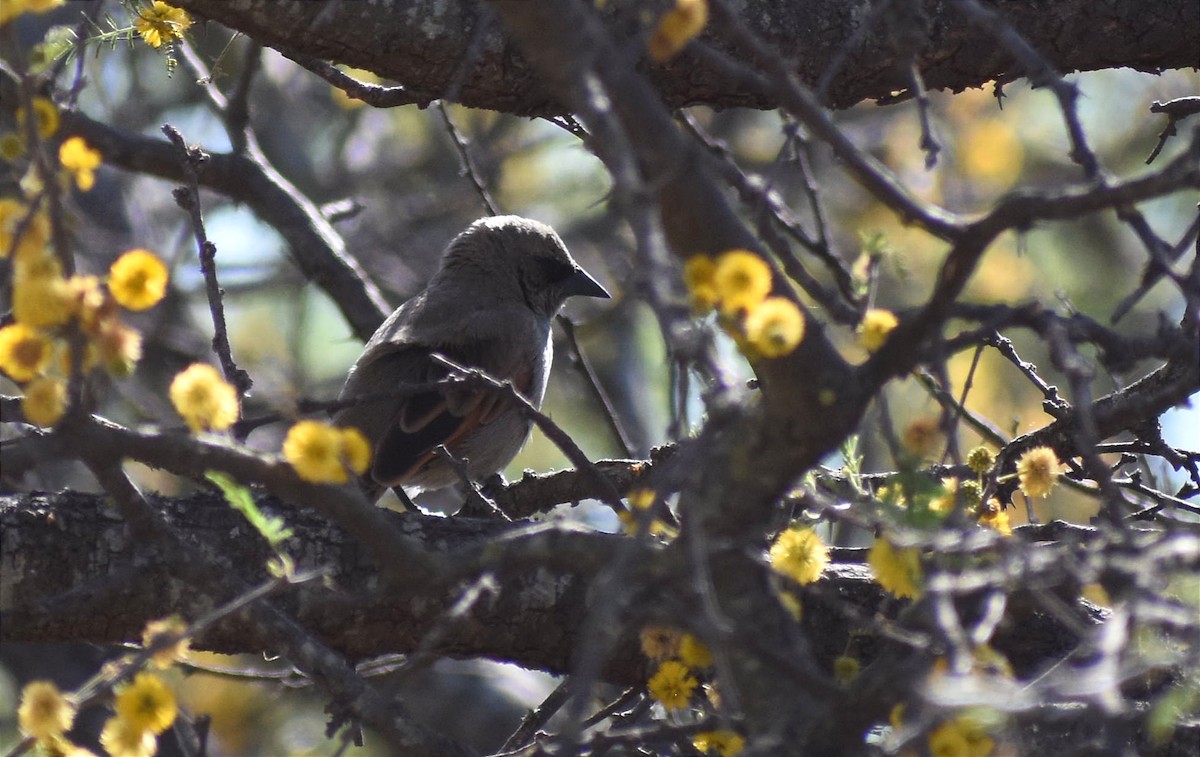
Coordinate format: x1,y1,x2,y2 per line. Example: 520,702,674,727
647,0,708,62
134,1,192,49
769,525,829,586
284,420,372,484
100,717,156,757
833,655,861,685
22,376,66,427
857,308,899,352
142,616,190,669
58,137,101,191
646,660,698,711
1016,446,1060,498
966,446,995,475
18,680,76,740
169,363,240,432
679,633,713,669
928,714,996,757
114,672,177,735
713,249,772,314
684,255,719,312
743,296,805,358
108,249,169,311
0,323,53,382
16,97,60,139
902,416,942,460
692,730,746,757
958,118,1024,190
639,625,681,662
976,499,1012,536
868,538,922,600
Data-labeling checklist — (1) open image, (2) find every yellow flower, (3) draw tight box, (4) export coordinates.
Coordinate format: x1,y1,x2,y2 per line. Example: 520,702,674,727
22,376,66,427
679,633,713,669
0,132,22,161
684,255,718,312
858,308,899,352
114,672,177,735
169,363,240,432
18,680,75,740
833,655,861,685
902,416,941,459
868,538,922,600
58,136,101,191
94,320,142,377
743,296,805,358
1016,446,1059,498
108,249,169,311
647,0,708,62
16,97,60,139
134,1,192,49
713,249,772,314
639,624,681,661
1,0,64,25
0,200,49,261
0,323,53,382
142,616,190,669
768,526,829,585
284,420,372,484
966,446,994,474
13,269,74,328
100,716,156,757
692,730,746,757
976,499,1012,536
928,714,996,757
628,487,656,510
646,660,697,711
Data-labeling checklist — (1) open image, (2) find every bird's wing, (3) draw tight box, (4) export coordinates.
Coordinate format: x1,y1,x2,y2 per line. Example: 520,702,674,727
366,342,534,487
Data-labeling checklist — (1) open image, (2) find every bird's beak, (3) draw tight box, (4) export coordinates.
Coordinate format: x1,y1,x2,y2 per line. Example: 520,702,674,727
563,267,610,299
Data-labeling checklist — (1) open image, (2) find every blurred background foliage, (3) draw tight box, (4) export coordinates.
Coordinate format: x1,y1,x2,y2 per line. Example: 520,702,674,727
1,3,1196,754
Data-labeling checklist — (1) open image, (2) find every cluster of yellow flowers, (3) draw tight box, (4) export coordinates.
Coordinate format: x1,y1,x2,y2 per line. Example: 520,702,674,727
647,0,708,62
282,419,371,485
857,307,899,352
638,624,743,755
0,206,167,427
685,249,806,359
17,618,185,757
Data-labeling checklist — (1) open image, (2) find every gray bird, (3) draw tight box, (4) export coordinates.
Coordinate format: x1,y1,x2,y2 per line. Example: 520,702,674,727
335,216,609,498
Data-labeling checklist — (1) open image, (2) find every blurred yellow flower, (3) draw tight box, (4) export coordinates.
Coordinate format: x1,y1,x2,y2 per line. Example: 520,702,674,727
114,672,177,735
1016,446,1059,498
743,296,805,358
768,525,829,585
16,97,59,139
647,0,708,62
639,624,681,661
96,319,144,377
109,249,169,311
13,270,74,328
169,363,240,432
58,136,101,191
134,1,192,49
284,420,371,484
142,616,190,669
713,249,772,314
0,133,22,161
958,118,1023,189
693,730,745,757
17,680,75,740
100,716,156,757
858,308,898,352
22,376,66,427
902,416,941,459
967,446,995,474
0,323,53,382
679,633,713,669
684,255,719,312
868,538,922,599
977,499,1013,536
1,0,64,25
646,660,697,711
928,714,996,757
0,200,49,261
833,654,861,684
